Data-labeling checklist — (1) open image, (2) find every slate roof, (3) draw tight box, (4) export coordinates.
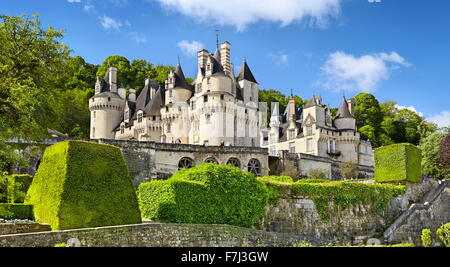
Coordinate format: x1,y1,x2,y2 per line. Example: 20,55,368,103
335,96,354,119
237,60,257,84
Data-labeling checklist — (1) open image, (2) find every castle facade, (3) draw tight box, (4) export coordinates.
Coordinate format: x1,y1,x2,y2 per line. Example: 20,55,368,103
89,41,260,147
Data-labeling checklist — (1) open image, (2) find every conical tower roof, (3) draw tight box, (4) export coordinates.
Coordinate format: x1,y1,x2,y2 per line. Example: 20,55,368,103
173,63,190,89
335,96,354,119
237,59,257,83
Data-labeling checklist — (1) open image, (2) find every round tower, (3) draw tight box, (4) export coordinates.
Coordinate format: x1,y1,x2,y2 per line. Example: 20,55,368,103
89,66,126,140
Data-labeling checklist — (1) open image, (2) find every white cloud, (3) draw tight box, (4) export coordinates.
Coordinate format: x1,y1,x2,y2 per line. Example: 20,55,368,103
319,51,410,93
99,15,125,30
177,40,204,56
155,0,341,31
67,0,81,3
428,111,450,128
268,53,289,66
395,105,424,117
129,32,148,44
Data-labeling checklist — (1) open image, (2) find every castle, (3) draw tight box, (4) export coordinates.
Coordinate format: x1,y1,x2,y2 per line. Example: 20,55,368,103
89,41,260,147
89,40,374,176
261,95,374,167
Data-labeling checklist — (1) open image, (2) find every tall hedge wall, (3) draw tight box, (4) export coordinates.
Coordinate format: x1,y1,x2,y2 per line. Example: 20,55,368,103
0,204,34,220
375,143,422,183
25,141,141,230
7,174,33,203
138,163,269,228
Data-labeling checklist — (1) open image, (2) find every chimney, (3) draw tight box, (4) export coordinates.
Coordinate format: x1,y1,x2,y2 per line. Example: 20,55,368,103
348,98,355,116
129,89,136,102
289,97,296,121
95,77,102,95
198,49,209,70
118,85,126,99
220,42,231,75
108,66,118,93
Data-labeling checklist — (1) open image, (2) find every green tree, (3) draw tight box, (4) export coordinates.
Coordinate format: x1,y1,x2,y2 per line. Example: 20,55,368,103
419,128,450,180
353,93,384,146
438,131,450,171
0,14,70,171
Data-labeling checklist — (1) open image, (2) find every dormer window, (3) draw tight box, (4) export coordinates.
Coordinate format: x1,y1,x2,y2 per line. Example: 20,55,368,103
207,64,211,71
120,125,125,135
288,129,296,140
138,112,144,123
306,126,313,136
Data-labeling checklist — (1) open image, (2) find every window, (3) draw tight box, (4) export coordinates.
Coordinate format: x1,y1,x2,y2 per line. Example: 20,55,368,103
120,125,125,135
288,130,295,140
166,123,171,133
204,95,208,103
204,157,218,164
93,111,96,119
206,114,211,124
178,157,194,170
289,142,296,153
221,95,224,100
92,128,95,138
307,138,313,152
306,126,313,136
270,134,277,144
328,140,336,153
247,159,261,176
169,90,173,98
153,116,156,121
198,83,202,92
227,158,241,168
138,112,144,123
270,146,276,156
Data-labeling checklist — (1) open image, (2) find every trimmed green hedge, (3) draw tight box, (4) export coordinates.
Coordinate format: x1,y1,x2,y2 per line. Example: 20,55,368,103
375,143,422,184
25,140,142,230
7,174,33,203
0,203,34,220
260,179,406,221
259,176,294,184
138,163,269,228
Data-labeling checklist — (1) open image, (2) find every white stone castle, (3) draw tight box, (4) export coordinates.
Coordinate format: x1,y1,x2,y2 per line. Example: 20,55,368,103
261,95,374,167
89,40,373,168
89,41,260,147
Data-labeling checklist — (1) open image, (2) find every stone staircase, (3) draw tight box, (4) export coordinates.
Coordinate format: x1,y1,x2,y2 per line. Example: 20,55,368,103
383,179,450,244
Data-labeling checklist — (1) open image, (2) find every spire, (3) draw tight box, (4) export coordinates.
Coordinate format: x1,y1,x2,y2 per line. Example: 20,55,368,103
237,59,258,83
173,62,189,89
335,96,354,119
215,29,220,51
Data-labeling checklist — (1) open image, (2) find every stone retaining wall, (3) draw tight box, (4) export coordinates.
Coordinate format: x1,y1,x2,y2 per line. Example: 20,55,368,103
0,223,304,247
0,223,51,236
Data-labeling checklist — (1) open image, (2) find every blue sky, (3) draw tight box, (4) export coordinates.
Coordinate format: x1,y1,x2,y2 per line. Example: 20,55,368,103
1,0,449,127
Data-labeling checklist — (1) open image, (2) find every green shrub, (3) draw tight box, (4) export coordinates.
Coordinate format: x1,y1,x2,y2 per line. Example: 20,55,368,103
259,176,293,183
25,140,141,230
138,163,269,228
437,223,450,247
308,168,328,180
375,143,422,183
421,229,433,247
280,170,299,181
0,203,34,220
7,174,33,203
340,161,359,179
0,172,7,203
297,179,330,184
54,243,71,247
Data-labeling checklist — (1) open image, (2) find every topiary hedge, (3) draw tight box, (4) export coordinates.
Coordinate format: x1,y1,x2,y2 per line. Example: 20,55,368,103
138,163,269,228
259,176,294,184
25,140,142,230
7,174,33,203
375,143,422,184
0,203,34,220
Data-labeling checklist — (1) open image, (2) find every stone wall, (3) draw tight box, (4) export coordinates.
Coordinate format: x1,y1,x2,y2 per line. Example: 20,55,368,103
269,151,374,179
0,223,304,247
0,222,51,235
257,177,447,246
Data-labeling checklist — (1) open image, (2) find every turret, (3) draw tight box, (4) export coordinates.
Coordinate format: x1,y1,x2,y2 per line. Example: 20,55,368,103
237,58,259,104
334,96,356,130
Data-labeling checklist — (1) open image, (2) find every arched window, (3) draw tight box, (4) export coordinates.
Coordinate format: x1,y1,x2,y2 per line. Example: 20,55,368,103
226,158,241,168
204,157,218,164
178,157,194,170
247,159,261,176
